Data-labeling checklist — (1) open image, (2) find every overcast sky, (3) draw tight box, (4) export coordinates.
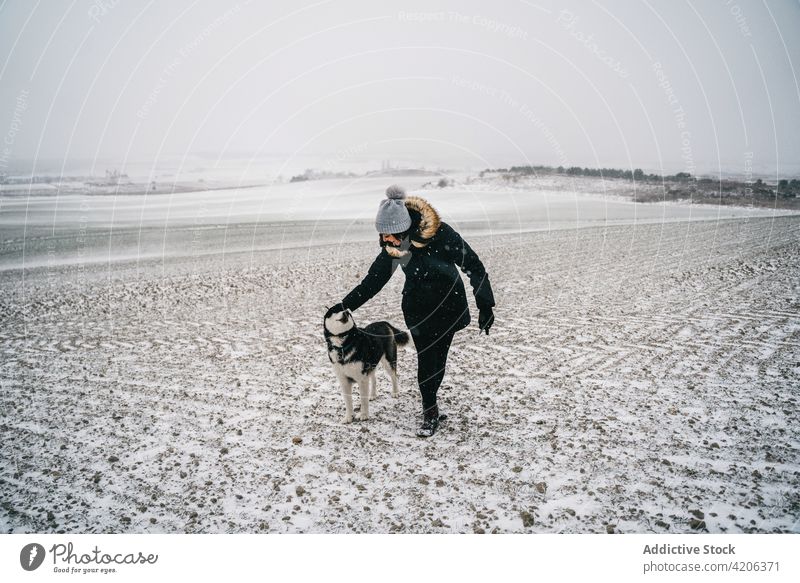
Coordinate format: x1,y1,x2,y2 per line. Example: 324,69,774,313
1,0,798,176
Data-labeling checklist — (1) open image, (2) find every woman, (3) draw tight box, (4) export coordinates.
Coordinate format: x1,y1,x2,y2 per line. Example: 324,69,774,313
338,185,495,437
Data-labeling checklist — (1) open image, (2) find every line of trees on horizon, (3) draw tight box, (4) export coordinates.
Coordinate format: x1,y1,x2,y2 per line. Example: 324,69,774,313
480,165,698,182
478,164,800,185
477,165,800,199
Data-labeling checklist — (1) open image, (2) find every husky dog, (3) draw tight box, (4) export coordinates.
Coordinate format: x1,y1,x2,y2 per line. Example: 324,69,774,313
323,305,410,423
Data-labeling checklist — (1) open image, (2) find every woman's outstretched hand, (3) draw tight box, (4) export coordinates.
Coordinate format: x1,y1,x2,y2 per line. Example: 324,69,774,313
478,308,495,335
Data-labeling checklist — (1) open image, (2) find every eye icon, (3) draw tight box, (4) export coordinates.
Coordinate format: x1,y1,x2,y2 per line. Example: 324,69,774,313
20,543,46,571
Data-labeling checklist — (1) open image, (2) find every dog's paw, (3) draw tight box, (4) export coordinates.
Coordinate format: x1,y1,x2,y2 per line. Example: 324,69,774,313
391,391,400,398
341,414,353,424
356,411,368,422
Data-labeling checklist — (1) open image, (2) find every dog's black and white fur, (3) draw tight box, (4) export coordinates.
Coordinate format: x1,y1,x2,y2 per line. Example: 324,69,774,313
323,305,410,423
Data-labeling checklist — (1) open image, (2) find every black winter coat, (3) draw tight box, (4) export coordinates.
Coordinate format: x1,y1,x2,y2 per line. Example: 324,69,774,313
341,196,495,338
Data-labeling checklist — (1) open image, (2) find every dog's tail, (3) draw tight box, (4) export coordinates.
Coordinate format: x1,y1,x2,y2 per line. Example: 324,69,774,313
387,324,410,347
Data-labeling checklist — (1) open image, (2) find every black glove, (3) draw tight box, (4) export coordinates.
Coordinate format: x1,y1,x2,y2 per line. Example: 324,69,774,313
327,302,347,316
478,308,494,335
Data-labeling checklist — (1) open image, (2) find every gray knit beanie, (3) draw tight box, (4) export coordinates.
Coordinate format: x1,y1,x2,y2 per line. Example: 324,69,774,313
375,185,411,233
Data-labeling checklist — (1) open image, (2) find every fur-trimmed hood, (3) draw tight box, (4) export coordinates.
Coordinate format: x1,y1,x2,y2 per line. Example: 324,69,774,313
383,196,441,258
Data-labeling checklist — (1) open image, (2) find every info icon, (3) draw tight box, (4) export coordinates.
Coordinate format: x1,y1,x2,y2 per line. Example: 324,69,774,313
20,543,46,571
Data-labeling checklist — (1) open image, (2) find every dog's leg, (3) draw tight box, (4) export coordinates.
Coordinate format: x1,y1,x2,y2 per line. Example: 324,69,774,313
356,374,369,421
338,374,354,424
369,370,377,400
381,356,400,398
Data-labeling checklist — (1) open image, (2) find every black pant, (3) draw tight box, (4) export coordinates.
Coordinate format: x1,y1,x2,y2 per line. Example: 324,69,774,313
412,327,457,412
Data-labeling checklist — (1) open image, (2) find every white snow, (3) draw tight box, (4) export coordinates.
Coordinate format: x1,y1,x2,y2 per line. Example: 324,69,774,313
0,183,798,533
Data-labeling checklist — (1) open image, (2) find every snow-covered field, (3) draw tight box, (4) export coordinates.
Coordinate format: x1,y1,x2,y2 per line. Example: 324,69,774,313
1,188,799,533
1,175,791,271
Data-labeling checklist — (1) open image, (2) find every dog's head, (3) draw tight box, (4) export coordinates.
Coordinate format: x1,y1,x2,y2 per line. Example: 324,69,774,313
323,304,355,337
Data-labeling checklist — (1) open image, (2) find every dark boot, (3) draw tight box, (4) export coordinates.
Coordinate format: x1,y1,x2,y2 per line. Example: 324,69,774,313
416,404,442,438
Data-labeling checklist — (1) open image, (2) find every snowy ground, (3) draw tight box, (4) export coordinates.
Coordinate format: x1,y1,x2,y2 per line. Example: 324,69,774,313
2,175,792,271
1,210,799,533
